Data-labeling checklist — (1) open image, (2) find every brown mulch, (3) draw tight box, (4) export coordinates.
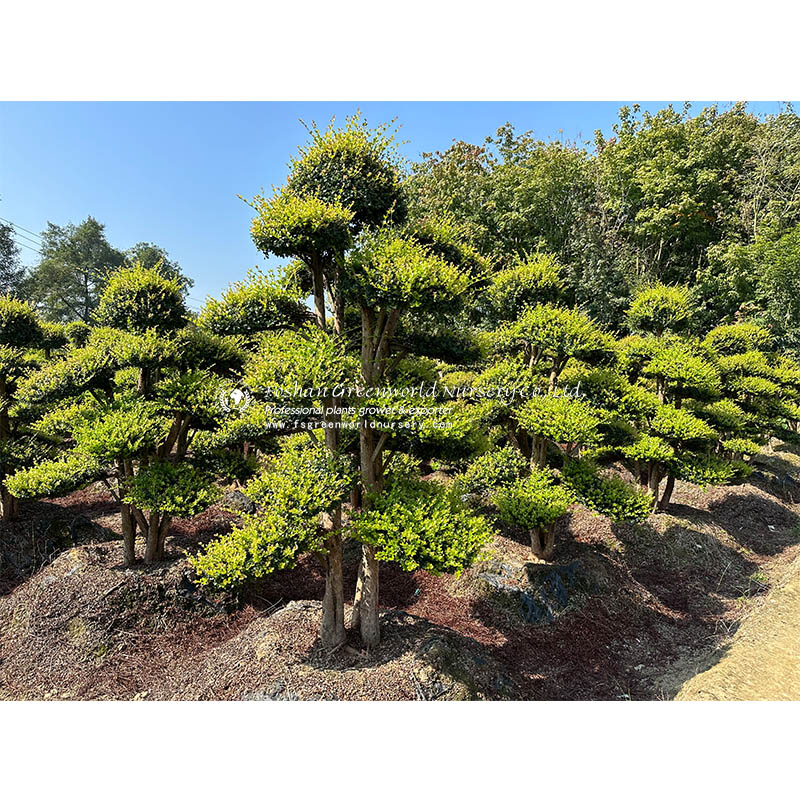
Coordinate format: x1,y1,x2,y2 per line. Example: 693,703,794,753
2,446,800,700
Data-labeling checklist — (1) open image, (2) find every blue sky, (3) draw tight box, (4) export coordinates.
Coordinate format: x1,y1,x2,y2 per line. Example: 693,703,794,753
0,101,791,309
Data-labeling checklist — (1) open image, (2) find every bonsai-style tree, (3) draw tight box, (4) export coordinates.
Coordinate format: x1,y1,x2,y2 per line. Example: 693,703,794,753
0,296,43,520
626,282,692,337
499,303,613,392
345,226,476,646
494,468,572,560
243,116,407,649
8,264,238,564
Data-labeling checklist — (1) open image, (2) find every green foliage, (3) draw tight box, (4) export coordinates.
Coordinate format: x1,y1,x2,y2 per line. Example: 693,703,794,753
649,404,716,444
721,437,761,456
247,325,352,397
94,263,186,333
38,321,68,353
287,114,407,231
122,462,219,517
347,228,470,312
516,394,603,447
351,479,493,574
621,434,676,464
487,254,564,321
63,320,91,347
244,438,351,522
704,323,771,356
643,342,721,400
0,296,42,349
456,446,528,497
502,303,613,372
17,339,116,404
626,283,692,335
694,398,751,434
74,404,169,460
699,226,800,350
6,452,104,499
190,511,319,590
407,215,489,282
250,191,354,261
199,270,307,339
24,216,125,323
494,469,572,531
562,458,652,522
675,453,743,486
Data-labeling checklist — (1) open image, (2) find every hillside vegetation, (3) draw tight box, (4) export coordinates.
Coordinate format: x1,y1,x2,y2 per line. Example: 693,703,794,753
3,104,800,699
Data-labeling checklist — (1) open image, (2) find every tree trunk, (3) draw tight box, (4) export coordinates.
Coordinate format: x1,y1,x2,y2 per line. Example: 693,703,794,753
121,504,136,566
658,474,675,511
530,523,556,561
357,543,380,648
320,530,346,649
156,514,171,560
144,512,161,563
647,464,661,509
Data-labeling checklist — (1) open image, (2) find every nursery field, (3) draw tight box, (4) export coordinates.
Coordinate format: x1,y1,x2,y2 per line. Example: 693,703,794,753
2,440,799,700
3,103,800,700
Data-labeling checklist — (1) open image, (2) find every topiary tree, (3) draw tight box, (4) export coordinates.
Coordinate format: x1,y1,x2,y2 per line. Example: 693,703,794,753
626,282,692,337
0,296,43,520
494,469,572,560
515,393,605,467
344,226,477,646
500,302,614,392
8,265,240,564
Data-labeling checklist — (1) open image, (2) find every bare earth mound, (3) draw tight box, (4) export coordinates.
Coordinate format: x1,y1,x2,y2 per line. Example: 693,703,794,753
2,442,800,700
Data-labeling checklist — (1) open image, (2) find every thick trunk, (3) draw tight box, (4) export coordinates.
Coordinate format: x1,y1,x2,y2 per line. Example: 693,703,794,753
658,474,676,511
1,485,18,522
350,554,365,631
320,531,346,649
144,512,163,563
121,504,136,566
137,367,151,397
156,514,171,560
357,543,380,648
355,417,381,645
647,464,662,510
530,523,556,561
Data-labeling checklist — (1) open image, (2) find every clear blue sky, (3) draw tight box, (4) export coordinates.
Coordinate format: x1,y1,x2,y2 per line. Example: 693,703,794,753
0,101,791,309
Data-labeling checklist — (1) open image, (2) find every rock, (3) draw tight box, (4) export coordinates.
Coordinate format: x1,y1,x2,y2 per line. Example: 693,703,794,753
220,490,257,515
414,634,515,700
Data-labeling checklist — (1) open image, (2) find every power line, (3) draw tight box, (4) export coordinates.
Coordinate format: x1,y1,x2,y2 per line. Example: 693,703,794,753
0,217,42,241
14,240,42,256
11,229,43,249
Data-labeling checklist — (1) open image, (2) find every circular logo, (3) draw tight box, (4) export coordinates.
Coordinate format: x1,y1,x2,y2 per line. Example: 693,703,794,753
219,385,252,413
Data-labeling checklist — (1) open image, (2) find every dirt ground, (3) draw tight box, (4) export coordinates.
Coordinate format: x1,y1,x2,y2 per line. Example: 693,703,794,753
2,442,800,701
676,553,800,700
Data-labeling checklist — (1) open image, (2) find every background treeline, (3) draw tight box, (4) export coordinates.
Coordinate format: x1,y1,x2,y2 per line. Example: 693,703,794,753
409,103,800,348
0,215,193,319
2,103,800,653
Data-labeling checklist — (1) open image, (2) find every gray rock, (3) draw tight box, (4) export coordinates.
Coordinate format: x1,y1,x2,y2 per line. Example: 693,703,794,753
220,490,256,515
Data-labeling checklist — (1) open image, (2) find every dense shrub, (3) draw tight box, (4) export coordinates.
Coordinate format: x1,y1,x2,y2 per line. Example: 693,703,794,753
456,446,528,497
562,458,651,522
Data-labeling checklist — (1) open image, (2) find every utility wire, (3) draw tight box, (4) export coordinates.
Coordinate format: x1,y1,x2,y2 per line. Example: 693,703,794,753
14,240,42,256
0,217,42,241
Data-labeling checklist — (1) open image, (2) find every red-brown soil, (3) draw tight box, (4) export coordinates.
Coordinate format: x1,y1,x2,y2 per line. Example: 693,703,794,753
2,445,799,700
